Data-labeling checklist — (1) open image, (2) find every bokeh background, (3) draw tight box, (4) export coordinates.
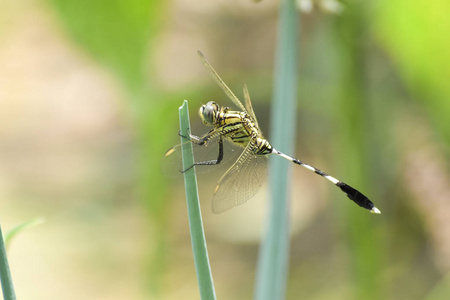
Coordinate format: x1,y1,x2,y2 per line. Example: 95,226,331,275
1,0,449,299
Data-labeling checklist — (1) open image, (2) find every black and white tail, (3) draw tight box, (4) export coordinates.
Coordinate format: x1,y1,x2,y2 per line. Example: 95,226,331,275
272,149,381,214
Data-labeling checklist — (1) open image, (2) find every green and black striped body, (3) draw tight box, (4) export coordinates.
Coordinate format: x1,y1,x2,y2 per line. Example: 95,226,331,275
212,106,273,155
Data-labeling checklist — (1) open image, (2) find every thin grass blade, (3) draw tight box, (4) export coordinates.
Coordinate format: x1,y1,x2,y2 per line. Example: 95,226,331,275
4,218,45,250
0,226,16,300
179,100,217,300
254,0,299,299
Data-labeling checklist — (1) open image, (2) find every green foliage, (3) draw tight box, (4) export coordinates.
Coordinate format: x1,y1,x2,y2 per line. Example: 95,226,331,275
1,220,44,299
47,0,163,91
46,1,173,295
333,3,385,299
375,0,450,148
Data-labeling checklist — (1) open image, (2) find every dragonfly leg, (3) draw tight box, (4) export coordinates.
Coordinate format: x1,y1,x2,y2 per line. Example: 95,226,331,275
177,128,195,140
178,127,218,146
177,129,189,139
180,137,224,173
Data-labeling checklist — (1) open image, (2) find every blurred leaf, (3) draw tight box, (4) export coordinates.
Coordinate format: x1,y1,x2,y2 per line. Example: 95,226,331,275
137,89,207,296
424,271,450,300
47,0,163,91
135,91,179,295
4,218,45,249
255,0,298,299
333,2,385,299
45,1,173,295
374,0,450,147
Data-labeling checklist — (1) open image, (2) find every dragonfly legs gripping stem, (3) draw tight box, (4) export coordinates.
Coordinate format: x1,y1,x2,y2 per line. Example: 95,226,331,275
178,128,202,144
177,129,189,139
180,137,225,173
178,127,216,147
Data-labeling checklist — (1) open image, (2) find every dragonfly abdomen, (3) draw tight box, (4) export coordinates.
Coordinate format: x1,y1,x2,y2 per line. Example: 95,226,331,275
254,137,273,155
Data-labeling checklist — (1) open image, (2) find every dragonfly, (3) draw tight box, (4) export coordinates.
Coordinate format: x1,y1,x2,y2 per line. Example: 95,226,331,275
163,51,381,215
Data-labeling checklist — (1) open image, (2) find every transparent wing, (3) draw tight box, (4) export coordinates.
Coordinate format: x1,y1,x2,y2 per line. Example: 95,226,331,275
197,51,248,113
161,136,239,178
212,141,268,213
243,84,259,129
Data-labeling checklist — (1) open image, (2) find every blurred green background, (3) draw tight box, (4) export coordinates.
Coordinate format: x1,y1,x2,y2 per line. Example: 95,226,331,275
1,0,449,299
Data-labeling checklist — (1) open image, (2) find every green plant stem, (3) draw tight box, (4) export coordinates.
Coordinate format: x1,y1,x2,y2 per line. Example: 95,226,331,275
254,0,299,299
179,100,216,300
0,226,16,300
335,4,383,299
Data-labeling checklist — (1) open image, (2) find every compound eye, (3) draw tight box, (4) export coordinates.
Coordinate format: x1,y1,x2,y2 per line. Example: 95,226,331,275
200,101,218,125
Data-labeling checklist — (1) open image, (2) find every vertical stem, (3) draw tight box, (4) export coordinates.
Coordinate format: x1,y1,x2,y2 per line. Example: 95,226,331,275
0,226,16,300
255,0,299,299
335,4,383,300
179,100,217,300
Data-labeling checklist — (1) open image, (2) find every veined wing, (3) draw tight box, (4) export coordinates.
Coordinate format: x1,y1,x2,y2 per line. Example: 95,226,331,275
243,84,259,129
212,138,268,213
197,51,248,114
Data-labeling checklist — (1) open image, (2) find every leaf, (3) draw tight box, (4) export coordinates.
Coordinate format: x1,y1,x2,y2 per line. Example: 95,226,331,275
4,218,45,248
374,0,450,145
47,0,162,91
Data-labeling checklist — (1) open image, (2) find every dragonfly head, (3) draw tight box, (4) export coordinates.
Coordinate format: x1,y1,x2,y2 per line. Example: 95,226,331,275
199,101,220,125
